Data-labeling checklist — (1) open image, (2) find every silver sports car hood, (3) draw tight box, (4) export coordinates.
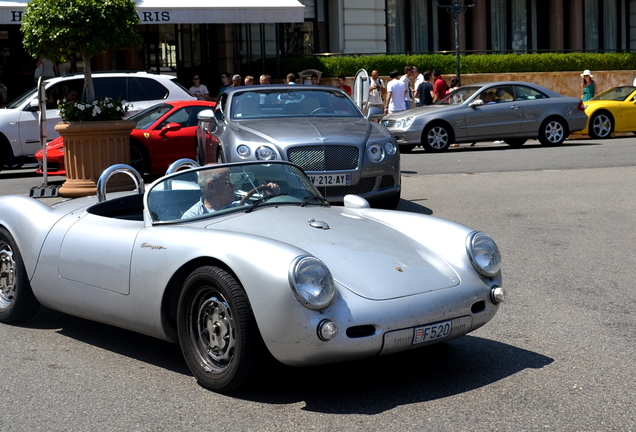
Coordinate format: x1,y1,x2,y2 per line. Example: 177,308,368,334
232,118,372,146
208,207,460,300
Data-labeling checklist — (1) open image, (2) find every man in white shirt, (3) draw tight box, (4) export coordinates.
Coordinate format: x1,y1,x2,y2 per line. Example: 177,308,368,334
412,67,424,106
384,70,407,114
399,66,414,109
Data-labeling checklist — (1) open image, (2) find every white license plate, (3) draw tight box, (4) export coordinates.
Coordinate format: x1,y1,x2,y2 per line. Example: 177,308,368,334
309,173,351,187
413,320,452,345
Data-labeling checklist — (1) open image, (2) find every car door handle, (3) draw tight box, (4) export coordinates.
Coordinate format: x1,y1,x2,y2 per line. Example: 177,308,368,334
510,105,520,109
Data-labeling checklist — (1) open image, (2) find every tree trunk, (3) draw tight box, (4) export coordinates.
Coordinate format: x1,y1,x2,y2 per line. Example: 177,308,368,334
82,53,95,102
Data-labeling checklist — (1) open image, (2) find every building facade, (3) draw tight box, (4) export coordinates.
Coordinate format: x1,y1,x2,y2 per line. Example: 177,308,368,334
0,0,635,101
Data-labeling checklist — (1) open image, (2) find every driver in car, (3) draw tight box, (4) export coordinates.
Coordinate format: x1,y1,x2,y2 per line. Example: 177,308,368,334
181,166,280,219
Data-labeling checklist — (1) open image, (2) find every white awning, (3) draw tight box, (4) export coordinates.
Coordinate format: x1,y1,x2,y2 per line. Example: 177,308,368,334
0,0,305,25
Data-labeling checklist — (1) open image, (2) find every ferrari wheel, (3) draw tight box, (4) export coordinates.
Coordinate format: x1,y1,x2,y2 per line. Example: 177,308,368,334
0,227,39,323
130,142,149,175
422,124,452,152
588,111,614,139
538,117,567,146
177,266,261,392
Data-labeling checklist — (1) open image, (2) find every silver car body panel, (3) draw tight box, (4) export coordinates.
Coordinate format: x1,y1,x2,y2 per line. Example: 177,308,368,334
0,162,501,367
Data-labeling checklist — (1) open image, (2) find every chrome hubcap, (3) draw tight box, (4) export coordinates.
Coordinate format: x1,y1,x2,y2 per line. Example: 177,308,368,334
0,246,16,310
427,126,449,149
545,121,564,143
193,294,235,374
592,115,611,137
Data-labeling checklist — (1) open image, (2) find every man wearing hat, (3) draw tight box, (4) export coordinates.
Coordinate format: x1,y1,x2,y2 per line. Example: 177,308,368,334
580,70,596,101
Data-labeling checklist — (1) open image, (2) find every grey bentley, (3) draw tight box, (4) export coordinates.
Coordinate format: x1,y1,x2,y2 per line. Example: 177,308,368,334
382,81,588,152
196,85,401,208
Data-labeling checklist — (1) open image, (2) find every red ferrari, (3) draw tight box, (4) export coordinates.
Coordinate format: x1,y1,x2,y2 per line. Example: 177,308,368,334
35,100,216,176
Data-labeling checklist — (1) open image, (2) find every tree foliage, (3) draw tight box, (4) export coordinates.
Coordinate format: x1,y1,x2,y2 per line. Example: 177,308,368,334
21,0,142,102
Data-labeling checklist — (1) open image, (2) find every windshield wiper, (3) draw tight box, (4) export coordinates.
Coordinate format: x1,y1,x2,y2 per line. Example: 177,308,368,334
300,194,329,207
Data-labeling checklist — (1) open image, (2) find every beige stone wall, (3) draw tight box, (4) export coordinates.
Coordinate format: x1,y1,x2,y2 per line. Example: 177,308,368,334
320,70,636,99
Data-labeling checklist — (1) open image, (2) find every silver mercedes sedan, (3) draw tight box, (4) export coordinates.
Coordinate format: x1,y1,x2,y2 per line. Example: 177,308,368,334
381,81,588,152
196,85,401,208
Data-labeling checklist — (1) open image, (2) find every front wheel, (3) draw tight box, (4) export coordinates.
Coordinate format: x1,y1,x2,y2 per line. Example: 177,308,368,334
422,124,452,152
588,112,614,139
538,118,567,146
0,227,39,323
177,266,262,393
130,142,149,175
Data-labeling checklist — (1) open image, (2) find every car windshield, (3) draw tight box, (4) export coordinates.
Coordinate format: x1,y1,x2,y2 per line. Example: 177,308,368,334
229,89,362,120
435,86,481,105
147,162,329,223
591,86,636,102
128,103,174,130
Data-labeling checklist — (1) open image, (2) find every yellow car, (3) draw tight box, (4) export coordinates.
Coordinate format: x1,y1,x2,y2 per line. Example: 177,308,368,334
581,86,636,139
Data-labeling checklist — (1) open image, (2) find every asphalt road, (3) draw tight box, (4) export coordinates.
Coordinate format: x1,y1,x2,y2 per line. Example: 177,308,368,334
1,136,635,432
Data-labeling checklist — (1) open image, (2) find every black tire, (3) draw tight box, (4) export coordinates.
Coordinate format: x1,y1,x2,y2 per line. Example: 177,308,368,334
130,141,149,175
399,145,416,153
0,227,40,324
217,147,225,164
538,117,567,146
177,265,262,393
504,139,527,147
588,111,614,139
422,123,453,152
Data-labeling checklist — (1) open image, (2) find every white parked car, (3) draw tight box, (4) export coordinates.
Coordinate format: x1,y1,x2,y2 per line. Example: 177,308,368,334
0,71,195,170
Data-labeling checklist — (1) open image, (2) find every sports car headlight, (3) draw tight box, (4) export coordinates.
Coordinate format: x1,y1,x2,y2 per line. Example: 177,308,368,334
385,141,397,155
467,231,502,278
254,145,277,161
367,143,385,163
395,116,415,129
236,145,251,158
289,256,336,310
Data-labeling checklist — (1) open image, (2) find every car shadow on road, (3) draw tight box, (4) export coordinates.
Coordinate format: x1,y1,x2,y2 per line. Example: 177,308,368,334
243,336,553,414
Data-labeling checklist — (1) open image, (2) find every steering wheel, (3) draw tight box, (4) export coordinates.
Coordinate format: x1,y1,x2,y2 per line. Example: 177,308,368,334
310,107,330,115
238,183,280,206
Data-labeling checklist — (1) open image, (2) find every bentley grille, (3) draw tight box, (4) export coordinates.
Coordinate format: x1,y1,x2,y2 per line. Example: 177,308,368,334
286,145,359,171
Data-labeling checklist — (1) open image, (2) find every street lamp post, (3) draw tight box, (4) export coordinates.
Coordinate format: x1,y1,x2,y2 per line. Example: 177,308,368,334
435,0,476,82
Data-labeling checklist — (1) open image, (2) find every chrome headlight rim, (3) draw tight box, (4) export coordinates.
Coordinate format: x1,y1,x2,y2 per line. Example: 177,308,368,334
466,231,502,278
367,142,385,163
236,144,251,159
289,255,336,311
254,145,277,161
385,141,397,155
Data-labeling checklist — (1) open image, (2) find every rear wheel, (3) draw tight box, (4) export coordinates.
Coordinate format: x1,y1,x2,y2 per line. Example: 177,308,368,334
504,139,527,148
177,265,262,393
0,227,39,324
130,141,149,175
422,123,453,152
538,117,567,146
588,111,614,139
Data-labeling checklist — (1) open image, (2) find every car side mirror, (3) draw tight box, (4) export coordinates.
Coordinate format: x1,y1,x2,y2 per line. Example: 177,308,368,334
366,106,383,120
160,122,182,136
27,99,40,112
197,109,219,133
469,99,484,108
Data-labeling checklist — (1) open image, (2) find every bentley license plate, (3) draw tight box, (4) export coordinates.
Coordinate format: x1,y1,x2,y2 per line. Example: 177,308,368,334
309,173,351,187
413,320,452,345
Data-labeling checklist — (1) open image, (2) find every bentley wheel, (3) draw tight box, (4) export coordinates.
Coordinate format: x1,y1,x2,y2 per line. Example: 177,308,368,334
538,117,567,146
504,139,527,148
0,227,39,324
422,124,452,152
588,112,614,139
177,265,261,392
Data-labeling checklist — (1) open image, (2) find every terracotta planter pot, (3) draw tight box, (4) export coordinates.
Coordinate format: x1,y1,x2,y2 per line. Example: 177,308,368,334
55,120,135,198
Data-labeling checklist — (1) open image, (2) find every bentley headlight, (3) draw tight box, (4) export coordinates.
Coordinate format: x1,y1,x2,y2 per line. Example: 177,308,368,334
396,116,415,129
467,231,502,278
385,141,397,155
254,145,277,161
289,256,336,310
236,145,251,158
367,143,385,163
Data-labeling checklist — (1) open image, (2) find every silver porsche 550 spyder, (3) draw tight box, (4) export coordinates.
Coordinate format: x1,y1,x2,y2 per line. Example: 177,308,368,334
0,160,504,393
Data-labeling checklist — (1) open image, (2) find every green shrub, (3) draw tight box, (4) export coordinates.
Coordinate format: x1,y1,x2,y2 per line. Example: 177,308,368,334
276,52,636,77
